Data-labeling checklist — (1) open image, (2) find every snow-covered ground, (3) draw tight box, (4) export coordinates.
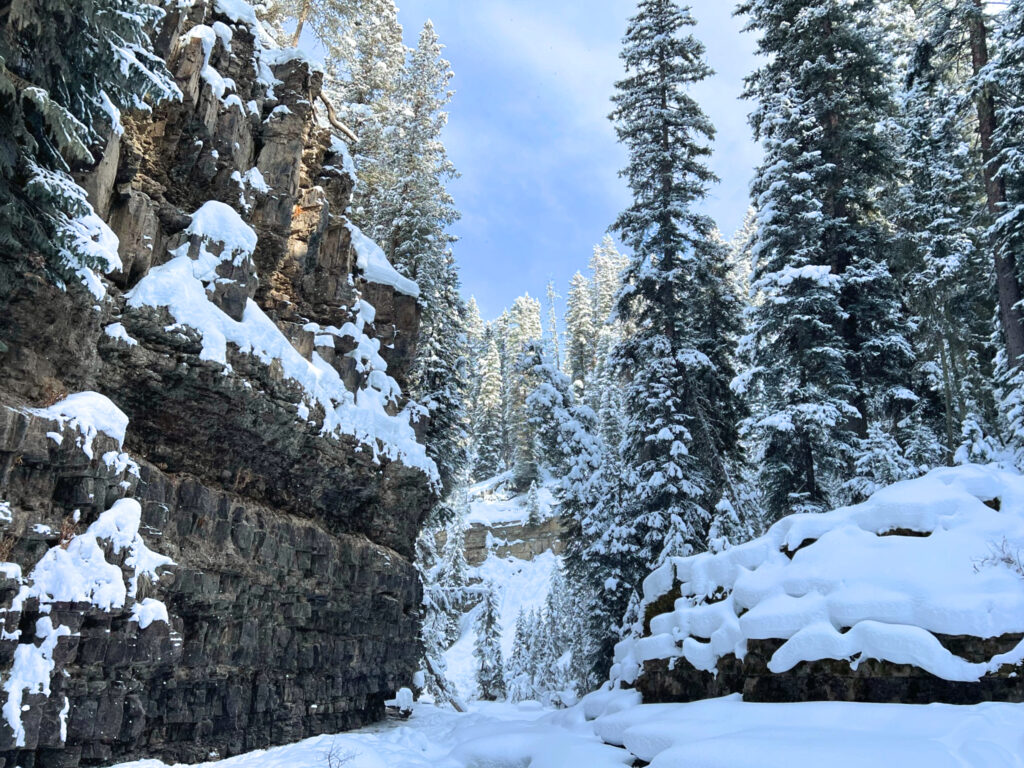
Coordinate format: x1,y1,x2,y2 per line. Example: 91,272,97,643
464,473,556,527
107,691,1024,768
444,551,557,700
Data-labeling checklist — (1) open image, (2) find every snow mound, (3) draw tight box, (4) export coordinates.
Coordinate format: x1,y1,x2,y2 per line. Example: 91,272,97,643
589,694,1024,768
126,204,437,483
613,464,1024,685
30,392,129,459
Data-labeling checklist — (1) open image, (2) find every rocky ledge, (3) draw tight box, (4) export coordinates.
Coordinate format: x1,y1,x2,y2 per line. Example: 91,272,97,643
611,466,1024,707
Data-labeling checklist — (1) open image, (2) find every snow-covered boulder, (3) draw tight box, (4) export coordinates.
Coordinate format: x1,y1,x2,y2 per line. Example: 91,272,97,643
612,465,1024,704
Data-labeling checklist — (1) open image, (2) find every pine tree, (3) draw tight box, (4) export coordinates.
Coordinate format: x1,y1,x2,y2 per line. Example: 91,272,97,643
727,209,757,302
609,0,746,581
368,22,466,492
416,523,460,706
0,0,177,291
505,610,534,702
737,0,920,519
438,494,470,644
544,280,561,367
892,30,994,467
525,481,542,526
473,582,506,700
328,1,406,225
473,332,504,479
591,236,628,327
989,0,1024,462
505,295,544,489
565,271,595,390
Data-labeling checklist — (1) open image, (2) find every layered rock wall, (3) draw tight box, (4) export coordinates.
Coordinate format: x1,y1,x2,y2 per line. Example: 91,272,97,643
0,2,434,765
460,518,564,567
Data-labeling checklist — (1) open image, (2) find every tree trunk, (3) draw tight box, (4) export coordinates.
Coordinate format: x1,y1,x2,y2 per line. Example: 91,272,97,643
967,1,1024,367
290,0,310,48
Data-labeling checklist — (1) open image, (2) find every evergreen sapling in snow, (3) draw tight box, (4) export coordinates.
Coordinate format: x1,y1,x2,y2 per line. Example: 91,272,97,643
473,582,506,700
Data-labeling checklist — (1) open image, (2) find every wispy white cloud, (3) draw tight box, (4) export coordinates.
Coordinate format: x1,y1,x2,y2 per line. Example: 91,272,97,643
395,0,760,318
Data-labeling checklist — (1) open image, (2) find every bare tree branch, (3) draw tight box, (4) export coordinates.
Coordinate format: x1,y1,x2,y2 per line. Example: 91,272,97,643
318,92,359,144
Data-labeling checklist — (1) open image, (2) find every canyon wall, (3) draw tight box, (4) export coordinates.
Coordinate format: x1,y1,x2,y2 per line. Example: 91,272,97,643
0,2,435,765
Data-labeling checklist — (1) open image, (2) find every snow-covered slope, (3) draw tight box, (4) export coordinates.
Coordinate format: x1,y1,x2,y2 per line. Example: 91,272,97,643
613,464,1024,687
583,690,1024,768
465,473,556,526
103,691,1024,768
444,551,558,699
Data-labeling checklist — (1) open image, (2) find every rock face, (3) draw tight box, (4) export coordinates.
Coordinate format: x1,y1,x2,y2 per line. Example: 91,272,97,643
636,637,1024,706
461,518,564,567
0,3,434,766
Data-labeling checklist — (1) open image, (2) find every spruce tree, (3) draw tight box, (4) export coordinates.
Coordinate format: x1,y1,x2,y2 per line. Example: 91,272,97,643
505,610,534,702
525,481,542,527
473,583,506,700
416,523,460,706
505,295,544,489
609,0,746,580
891,32,994,468
472,332,504,479
544,279,561,367
565,271,595,390
737,0,920,519
438,497,469,645
989,0,1024,461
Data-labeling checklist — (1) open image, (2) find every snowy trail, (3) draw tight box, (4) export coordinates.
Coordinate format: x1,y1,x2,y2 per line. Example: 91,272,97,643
110,701,630,768
109,692,1024,768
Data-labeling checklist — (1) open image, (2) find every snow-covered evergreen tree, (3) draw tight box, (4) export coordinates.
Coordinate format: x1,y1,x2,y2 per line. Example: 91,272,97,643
544,280,561,368
989,0,1024,463
472,333,505,479
505,295,544,489
438,492,470,644
327,0,406,217
609,0,746,579
737,0,920,520
525,481,542,527
565,271,596,391
505,609,535,702
0,0,177,289
473,582,506,700
892,31,995,467
416,512,465,707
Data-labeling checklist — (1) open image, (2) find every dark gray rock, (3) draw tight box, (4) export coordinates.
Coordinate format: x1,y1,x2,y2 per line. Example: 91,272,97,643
0,1,435,766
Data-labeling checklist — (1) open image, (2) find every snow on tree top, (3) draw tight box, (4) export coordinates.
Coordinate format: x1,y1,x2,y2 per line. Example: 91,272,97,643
612,464,1024,685
346,221,420,298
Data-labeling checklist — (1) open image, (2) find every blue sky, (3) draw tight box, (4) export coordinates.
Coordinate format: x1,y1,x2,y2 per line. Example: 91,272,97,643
394,1,761,320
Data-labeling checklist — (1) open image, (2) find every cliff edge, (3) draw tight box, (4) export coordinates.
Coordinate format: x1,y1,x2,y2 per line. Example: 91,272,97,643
0,1,437,765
